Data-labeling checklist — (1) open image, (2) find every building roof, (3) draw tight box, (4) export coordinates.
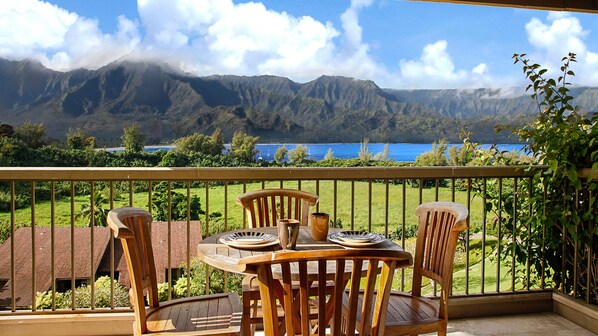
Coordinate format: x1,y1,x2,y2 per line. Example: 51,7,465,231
0,221,202,309
415,0,598,13
0,226,111,309
108,220,203,288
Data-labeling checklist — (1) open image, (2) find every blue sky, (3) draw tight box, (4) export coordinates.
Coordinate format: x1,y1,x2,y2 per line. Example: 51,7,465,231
2,0,597,89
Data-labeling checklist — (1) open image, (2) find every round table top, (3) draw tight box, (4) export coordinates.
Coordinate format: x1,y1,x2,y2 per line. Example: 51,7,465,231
197,226,412,277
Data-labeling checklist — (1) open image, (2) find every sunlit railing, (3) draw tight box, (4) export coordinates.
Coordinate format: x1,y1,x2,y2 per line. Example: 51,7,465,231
0,166,594,315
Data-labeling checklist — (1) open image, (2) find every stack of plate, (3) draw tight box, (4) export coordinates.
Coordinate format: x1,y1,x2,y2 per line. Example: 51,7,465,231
219,231,279,249
328,230,384,247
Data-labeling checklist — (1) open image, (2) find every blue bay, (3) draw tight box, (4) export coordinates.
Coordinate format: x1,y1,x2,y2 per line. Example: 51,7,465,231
134,143,525,162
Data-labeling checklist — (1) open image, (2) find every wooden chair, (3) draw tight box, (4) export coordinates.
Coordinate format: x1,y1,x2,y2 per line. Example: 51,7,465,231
238,249,409,336
236,189,319,334
236,188,319,228
382,202,469,336
107,207,242,336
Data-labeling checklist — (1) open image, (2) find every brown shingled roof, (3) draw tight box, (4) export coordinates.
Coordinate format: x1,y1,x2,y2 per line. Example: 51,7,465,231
104,220,203,288
0,227,111,308
0,221,203,309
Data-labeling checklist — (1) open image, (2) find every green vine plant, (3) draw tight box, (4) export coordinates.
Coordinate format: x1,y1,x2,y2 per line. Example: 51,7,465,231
505,53,597,301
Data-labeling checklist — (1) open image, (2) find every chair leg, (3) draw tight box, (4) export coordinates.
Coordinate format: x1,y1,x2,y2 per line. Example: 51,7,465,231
242,294,253,336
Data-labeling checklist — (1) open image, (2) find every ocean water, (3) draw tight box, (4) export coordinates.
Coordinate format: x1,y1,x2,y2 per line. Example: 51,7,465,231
115,143,525,162
252,143,524,162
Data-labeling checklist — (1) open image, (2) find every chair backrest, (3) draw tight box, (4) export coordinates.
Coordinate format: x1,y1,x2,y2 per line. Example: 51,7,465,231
106,207,157,335
236,188,318,228
238,249,407,336
411,202,468,318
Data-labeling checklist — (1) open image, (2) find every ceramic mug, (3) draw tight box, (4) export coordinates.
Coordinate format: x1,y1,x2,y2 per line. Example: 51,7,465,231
278,219,300,250
310,212,330,241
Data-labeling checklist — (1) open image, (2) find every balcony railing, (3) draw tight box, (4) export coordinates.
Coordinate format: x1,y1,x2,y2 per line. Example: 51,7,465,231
0,166,595,317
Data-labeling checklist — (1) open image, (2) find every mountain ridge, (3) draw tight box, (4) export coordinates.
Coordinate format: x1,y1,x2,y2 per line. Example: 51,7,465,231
1,58,596,145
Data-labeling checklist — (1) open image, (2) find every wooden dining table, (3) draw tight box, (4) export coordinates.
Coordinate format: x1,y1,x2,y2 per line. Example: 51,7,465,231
197,226,412,278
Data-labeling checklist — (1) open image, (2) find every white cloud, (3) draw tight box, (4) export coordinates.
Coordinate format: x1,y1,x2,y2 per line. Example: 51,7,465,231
525,12,598,86
0,0,140,71
0,1,76,59
396,40,494,89
472,63,488,75
135,0,385,83
341,0,373,50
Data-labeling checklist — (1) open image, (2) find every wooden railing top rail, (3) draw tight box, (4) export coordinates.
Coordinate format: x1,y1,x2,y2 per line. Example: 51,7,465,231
0,166,547,181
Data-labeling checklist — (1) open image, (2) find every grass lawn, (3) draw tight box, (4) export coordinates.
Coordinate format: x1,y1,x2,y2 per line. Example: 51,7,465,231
389,237,538,295
1,180,486,236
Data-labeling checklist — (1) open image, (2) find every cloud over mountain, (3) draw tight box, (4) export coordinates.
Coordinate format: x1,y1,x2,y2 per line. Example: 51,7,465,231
0,1,597,89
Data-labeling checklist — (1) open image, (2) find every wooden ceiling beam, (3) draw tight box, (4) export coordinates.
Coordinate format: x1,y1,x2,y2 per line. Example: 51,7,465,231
413,0,598,13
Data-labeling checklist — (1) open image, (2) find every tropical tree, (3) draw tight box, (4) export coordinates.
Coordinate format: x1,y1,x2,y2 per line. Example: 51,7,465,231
76,190,110,227
288,144,308,164
448,132,478,166
67,128,95,150
273,145,288,163
151,182,203,221
0,123,15,138
323,148,334,160
228,131,258,162
373,144,390,161
358,138,372,163
121,124,145,152
173,129,224,155
0,136,29,166
15,121,46,149
412,140,449,188
414,140,448,166
209,128,225,155
174,133,209,154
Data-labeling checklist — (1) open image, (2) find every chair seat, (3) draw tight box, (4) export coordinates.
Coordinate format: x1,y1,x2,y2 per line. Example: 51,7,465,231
145,293,242,335
347,291,444,335
383,291,446,335
385,291,442,325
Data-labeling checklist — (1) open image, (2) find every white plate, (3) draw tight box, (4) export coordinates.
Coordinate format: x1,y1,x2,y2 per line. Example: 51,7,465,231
219,231,279,249
328,231,384,247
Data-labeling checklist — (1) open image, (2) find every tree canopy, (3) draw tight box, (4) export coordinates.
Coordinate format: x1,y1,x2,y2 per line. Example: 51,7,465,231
121,124,145,152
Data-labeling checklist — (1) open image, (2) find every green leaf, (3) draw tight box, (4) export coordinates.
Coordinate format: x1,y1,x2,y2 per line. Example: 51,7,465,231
568,167,577,182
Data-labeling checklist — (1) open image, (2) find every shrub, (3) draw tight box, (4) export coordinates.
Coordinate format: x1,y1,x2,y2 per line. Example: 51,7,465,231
156,258,243,302
34,276,130,309
497,53,598,296
389,224,418,240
